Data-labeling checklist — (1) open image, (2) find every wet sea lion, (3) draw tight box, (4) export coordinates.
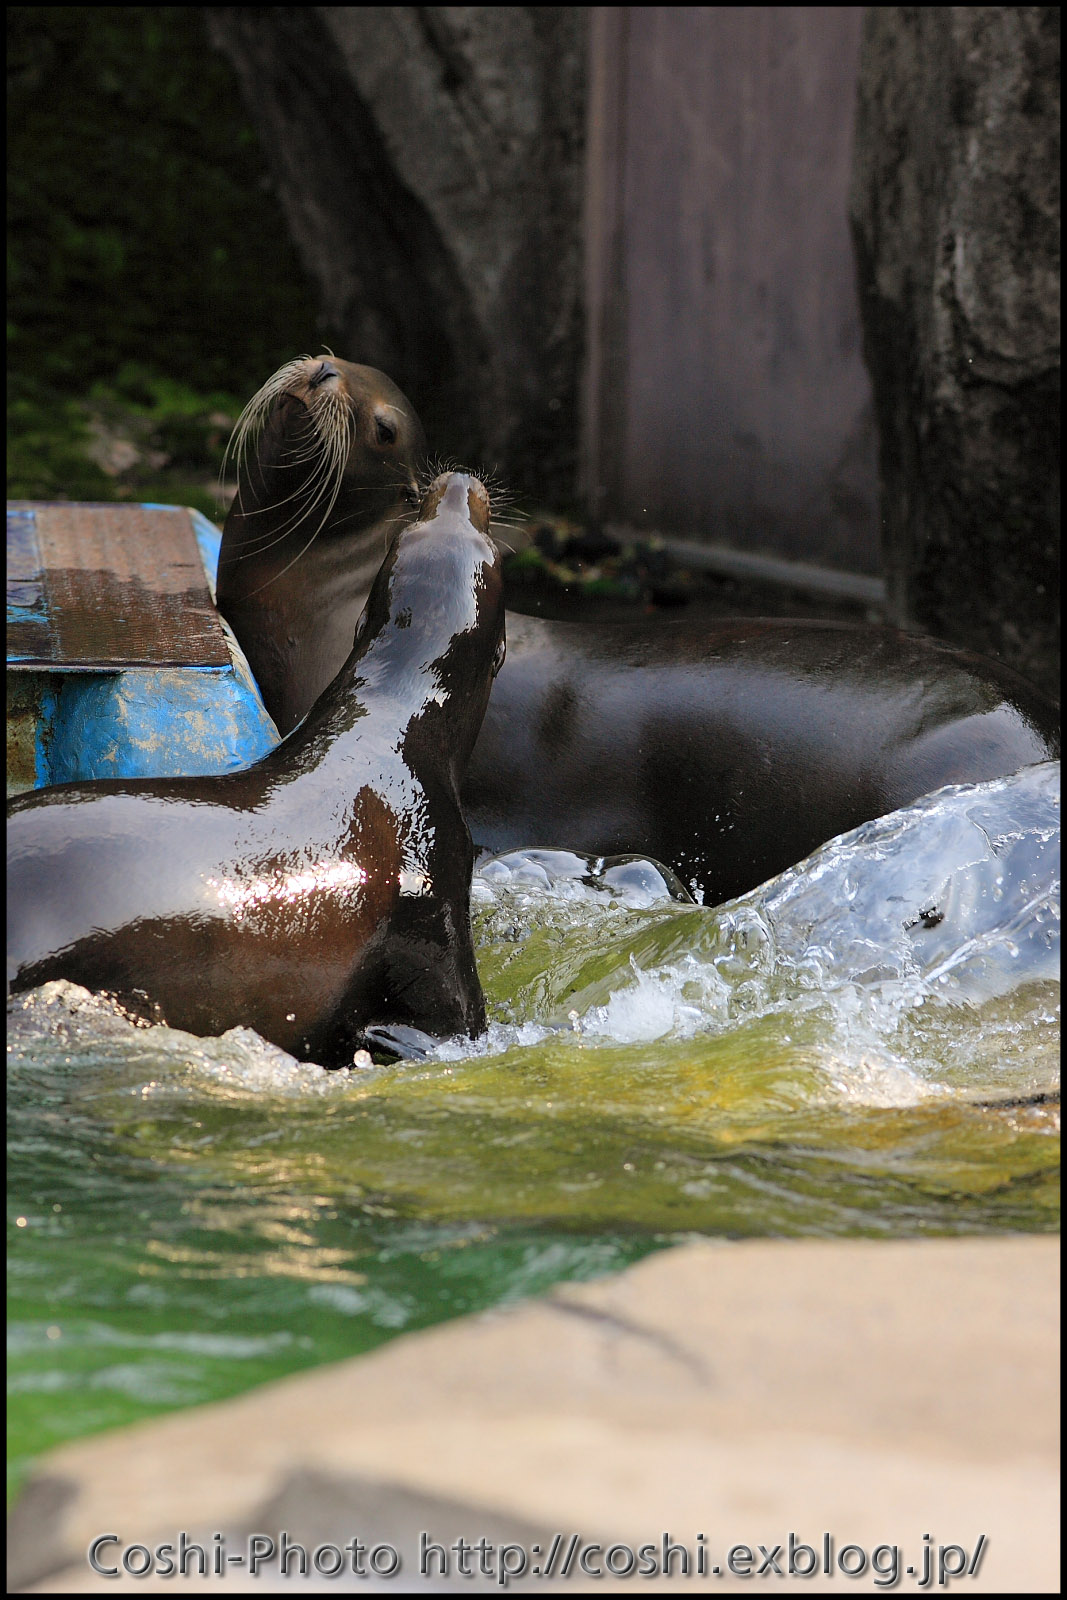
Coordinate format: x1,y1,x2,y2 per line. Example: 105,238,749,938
465,614,1058,902
217,358,1059,906
7,472,505,1066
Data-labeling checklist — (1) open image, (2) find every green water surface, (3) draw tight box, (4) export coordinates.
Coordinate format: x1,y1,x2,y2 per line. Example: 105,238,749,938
7,887,1059,1499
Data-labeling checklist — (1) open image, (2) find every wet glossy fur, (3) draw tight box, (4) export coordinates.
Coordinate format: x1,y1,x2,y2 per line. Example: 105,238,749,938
8,474,505,1064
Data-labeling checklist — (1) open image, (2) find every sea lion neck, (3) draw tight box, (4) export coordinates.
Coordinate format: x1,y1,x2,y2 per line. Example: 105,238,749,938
265,502,503,786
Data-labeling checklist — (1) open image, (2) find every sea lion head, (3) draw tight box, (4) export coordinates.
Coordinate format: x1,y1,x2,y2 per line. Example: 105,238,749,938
416,469,493,537
223,354,427,552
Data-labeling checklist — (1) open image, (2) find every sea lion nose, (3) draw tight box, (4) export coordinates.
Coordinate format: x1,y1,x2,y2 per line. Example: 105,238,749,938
439,474,471,512
308,359,339,388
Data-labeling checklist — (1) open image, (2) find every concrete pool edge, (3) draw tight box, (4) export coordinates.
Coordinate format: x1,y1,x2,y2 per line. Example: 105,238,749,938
8,1235,1059,1593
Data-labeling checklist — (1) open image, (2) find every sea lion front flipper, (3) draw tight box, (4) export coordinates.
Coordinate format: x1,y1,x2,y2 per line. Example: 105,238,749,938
357,1023,442,1063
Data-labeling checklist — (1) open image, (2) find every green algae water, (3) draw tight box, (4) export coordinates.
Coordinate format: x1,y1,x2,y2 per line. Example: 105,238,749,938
7,766,1060,1496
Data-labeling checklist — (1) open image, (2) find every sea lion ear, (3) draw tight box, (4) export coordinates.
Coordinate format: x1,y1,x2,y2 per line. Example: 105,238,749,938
374,412,398,446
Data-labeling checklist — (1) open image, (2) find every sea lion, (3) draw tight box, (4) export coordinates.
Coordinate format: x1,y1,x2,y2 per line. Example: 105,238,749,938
216,358,1060,906
217,355,427,737
7,472,505,1066
465,614,1058,903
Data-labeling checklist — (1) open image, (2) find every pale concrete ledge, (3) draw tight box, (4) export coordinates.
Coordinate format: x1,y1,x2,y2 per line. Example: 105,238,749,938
8,1237,1059,1593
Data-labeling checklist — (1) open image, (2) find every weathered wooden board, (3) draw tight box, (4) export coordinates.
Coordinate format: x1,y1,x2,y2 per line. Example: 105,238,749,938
6,502,279,795
7,503,230,669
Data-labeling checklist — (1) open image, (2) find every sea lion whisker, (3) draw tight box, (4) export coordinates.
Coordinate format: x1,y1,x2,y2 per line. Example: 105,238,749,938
226,472,339,529
279,416,326,448
323,480,417,498
241,451,334,492
276,441,336,473
221,515,323,555
223,355,325,487
248,406,352,514
237,495,341,596
225,368,347,518
229,486,327,524
235,403,356,582
227,372,404,563
277,409,344,464
226,444,350,554
233,487,339,578
325,512,391,541
417,454,466,492
226,360,309,441
222,516,324,559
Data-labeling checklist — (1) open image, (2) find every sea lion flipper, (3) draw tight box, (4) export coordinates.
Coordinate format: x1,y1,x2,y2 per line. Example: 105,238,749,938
357,1022,443,1063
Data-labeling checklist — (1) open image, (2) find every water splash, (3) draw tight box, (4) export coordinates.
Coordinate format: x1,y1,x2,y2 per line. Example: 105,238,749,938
467,763,1059,1104
473,847,693,909
7,983,347,1100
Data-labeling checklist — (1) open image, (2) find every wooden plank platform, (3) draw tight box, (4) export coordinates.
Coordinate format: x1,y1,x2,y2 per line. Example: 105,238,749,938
7,503,231,670
6,502,279,795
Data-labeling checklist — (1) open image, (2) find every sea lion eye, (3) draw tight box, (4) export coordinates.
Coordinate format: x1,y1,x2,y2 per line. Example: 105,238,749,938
375,415,397,446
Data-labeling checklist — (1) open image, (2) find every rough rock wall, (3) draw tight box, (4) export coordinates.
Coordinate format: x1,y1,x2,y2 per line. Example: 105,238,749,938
206,7,586,501
850,7,1060,696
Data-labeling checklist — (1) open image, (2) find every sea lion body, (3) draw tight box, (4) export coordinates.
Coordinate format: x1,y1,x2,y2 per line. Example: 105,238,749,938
7,473,504,1065
466,614,1056,903
215,359,1060,905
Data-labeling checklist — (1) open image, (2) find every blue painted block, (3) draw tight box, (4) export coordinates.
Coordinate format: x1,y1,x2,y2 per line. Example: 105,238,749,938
7,503,280,794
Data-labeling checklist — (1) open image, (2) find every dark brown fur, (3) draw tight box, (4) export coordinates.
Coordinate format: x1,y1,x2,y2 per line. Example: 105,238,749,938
8,474,505,1065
